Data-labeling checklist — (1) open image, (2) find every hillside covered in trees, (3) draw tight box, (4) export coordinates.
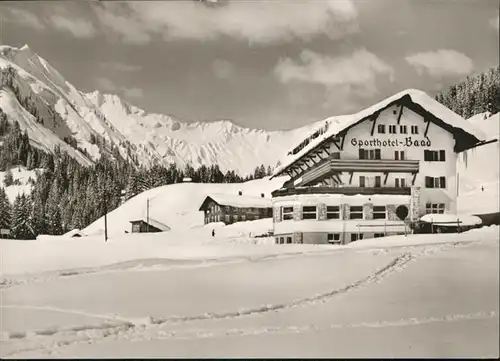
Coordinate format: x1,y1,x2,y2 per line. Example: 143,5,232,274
435,66,499,118
0,113,274,239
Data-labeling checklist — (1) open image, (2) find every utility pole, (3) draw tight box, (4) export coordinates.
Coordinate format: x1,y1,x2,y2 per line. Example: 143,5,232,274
146,198,150,233
104,192,108,242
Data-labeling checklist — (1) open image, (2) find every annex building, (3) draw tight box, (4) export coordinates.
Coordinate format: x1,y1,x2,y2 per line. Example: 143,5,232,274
199,192,273,225
270,89,486,245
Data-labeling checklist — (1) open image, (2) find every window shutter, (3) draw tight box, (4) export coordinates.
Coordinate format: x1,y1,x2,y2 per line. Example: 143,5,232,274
439,150,445,162
375,149,381,160
424,150,429,161
440,176,446,188
359,148,365,159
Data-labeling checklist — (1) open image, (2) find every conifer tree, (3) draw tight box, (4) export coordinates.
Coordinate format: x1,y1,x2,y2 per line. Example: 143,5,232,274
11,194,35,239
3,169,14,187
0,187,11,231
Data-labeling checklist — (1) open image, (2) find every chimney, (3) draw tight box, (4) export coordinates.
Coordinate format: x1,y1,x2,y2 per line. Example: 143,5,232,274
238,191,242,196
261,193,265,198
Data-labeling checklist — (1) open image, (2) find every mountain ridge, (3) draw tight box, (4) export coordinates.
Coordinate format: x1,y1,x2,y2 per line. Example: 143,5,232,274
0,44,319,174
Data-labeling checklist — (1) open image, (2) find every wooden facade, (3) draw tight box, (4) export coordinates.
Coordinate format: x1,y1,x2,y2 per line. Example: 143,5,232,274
199,196,273,225
129,219,170,233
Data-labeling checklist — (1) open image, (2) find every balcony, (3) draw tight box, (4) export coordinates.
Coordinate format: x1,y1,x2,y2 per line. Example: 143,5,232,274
330,159,420,173
296,157,420,187
272,186,412,198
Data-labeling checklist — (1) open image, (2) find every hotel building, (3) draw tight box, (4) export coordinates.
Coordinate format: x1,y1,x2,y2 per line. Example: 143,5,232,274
270,89,486,245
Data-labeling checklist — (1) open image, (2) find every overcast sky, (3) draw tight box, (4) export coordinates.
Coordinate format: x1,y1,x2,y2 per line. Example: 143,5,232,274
0,0,498,130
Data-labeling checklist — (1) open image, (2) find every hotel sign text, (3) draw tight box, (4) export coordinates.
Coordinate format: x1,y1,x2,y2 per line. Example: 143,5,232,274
351,137,431,148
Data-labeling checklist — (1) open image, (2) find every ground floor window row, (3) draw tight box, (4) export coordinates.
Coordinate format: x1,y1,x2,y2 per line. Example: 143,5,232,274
279,205,392,221
275,231,404,245
277,202,446,222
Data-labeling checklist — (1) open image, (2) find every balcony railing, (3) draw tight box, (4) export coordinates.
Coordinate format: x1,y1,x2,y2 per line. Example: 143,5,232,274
295,157,420,187
330,159,420,172
272,186,412,198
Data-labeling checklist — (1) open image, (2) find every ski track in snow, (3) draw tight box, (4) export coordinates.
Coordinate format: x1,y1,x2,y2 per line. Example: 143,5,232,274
2,240,487,357
0,238,481,290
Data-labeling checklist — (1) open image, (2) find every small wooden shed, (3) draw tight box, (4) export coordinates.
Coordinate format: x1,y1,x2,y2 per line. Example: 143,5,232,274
129,218,171,233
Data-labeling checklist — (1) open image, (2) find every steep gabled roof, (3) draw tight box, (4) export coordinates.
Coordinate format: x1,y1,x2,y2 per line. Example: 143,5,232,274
272,89,485,178
198,194,272,210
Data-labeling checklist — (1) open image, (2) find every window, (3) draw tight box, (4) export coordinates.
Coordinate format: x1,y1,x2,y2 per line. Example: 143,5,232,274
377,124,386,134
233,214,238,222
279,237,284,244
327,206,340,219
374,233,385,238
394,150,405,160
395,177,406,188
331,152,340,159
351,233,364,242
373,206,386,220
359,149,381,160
426,203,445,214
411,125,419,134
400,125,408,134
225,215,230,223
241,214,246,221
302,206,317,220
282,206,294,220
375,176,381,188
359,176,366,188
425,176,446,189
350,206,363,219
389,125,397,134
286,237,292,244
424,150,446,162
327,233,341,244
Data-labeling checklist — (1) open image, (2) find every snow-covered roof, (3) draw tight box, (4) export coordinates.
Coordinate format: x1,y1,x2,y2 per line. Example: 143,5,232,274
273,89,486,177
129,218,171,232
63,229,82,237
199,193,272,210
420,213,482,227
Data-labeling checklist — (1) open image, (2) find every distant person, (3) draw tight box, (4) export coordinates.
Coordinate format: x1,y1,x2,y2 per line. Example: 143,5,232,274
481,186,484,192
212,229,215,237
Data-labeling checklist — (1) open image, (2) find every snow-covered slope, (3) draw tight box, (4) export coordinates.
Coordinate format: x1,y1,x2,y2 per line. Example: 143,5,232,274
0,44,318,174
82,176,289,237
0,166,40,203
457,112,499,215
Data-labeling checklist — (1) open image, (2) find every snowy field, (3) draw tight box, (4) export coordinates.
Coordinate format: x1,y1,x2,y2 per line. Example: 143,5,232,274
1,225,498,358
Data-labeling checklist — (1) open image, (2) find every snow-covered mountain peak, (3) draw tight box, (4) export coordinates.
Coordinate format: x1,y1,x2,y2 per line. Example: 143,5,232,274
1,43,313,174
